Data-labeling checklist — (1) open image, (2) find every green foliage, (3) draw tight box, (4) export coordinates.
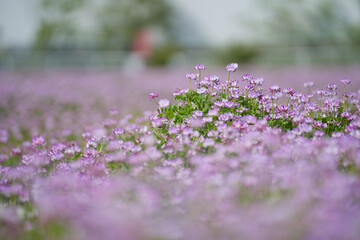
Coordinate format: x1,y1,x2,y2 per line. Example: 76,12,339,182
107,161,132,172
32,0,85,49
215,44,258,64
156,90,261,139
257,0,360,46
147,45,180,66
153,86,354,143
23,220,71,240
0,156,21,167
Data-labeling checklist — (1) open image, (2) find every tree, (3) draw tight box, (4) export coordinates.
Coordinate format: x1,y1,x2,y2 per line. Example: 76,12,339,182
257,0,360,46
97,0,173,50
32,0,85,49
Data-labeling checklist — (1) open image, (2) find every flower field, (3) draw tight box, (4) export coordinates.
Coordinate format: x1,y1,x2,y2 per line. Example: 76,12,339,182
1,65,360,240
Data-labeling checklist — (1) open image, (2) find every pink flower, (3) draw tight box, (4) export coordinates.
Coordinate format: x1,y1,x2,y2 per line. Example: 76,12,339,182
173,90,181,97
158,99,170,108
242,73,252,81
193,110,204,118
340,78,350,85
304,81,314,88
149,92,159,101
278,105,289,113
226,63,238,72
203,138,215,147
269,85,280,94
327,84,337,91
194,64,205,70
0,129,8,143
32,136,45,146
209,75,219,83
113,128,125,135
283,88,295,95
197,87,207,94
185,73,197,80
202,116,213,123
208,109,219,116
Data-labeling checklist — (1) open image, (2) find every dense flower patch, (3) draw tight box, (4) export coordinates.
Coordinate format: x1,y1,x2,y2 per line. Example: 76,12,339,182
1,65,360,239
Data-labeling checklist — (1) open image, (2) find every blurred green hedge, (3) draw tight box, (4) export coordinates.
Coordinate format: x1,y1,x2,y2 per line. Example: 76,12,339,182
214,44,258,65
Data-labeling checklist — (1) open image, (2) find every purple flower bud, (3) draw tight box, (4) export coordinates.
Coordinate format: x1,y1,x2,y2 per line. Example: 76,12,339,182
316,89,325,96
226,63,238,72
0,153,9,162
269,85,281,94
305,102,318,112
208,109,219,116
283,88,295,96
278,105,289,113
22,154,33,165
343,92,354,98
32,136,45,146
209,75,220,83
113,128,125,135
225,101,234,108
0,129,8,143
11,147,21,156
242,73,252,81
202,116,213,123
194,64,205,70
214,101,224,108
86,138,97,149
332,132,343,138
304,81,314,88
219,113,230,122
197,87,207,94
151,118,163,128
109,108,119,115
173,90,181,97
193,110,204,118
313,120,323,128
327,84,337,91
298,123,313,133
149,92,159,101
253,77,264,86
185,73,197,80
292,114,304,124
200,78,210,86
203,138,215,147
168,126,180,135
314,130,325,137
245,115,257,125
341,112,350,119
340,78,350,85
180,88,189,94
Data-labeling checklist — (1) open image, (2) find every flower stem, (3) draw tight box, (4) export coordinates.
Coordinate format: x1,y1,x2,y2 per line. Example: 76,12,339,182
226,72,230,100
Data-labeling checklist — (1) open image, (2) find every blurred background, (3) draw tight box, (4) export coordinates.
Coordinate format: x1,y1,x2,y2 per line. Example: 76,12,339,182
0,0,359,133
0,0,359,69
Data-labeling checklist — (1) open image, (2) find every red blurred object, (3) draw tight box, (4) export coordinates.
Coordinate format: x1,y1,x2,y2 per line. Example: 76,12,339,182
132,28,153,59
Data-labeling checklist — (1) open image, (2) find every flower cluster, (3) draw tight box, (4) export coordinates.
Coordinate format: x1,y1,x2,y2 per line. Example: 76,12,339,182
0,65,360,240
155,64,360,142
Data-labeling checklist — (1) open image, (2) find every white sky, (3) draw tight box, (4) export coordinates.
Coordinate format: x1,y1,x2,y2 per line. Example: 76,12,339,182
169,0,264,46
0,0,261,47
0,0,39,47
0,0,358,47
